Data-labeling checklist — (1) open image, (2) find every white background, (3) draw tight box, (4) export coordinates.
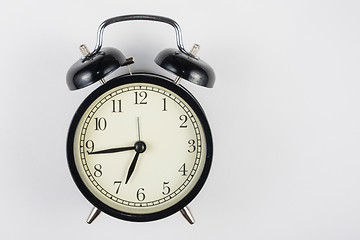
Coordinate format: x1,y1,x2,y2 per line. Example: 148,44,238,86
1,0,360,239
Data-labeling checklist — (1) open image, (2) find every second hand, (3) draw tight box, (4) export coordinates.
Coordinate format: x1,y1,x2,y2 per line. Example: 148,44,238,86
137,117,141,141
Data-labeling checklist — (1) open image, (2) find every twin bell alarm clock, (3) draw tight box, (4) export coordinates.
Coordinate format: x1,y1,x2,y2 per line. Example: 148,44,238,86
66,14,215,224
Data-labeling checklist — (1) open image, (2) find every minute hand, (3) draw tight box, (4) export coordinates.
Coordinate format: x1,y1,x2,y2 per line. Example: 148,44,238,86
88,146,135,155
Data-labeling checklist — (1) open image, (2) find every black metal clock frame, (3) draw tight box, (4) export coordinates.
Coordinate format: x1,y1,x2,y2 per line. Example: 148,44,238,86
67,73,213,222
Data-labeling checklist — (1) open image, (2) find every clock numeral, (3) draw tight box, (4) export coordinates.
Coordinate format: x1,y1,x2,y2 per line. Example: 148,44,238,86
188,139,196,153
179,115,188,128
94,117,107,131
162,98,167,111
112,100,122,113
136,188,146,201
86,140,95,153
113,181,122,194
162,181,171,195
134,91,147,104
178,163,188,176
93,164,102,177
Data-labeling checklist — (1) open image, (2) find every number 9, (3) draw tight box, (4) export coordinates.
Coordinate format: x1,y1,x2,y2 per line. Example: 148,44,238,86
86,140,95,153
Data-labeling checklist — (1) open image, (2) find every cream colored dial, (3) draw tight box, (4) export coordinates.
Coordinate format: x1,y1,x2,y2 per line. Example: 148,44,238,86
72,81,207,215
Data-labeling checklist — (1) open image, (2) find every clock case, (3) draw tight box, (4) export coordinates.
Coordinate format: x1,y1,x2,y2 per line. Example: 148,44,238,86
66,14,215,223
67,73,213,222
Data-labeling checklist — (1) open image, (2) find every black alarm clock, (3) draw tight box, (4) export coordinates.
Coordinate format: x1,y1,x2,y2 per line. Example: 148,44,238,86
66,14,215,224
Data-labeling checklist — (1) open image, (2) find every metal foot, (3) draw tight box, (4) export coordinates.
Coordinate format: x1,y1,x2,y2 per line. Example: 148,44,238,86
86,206,101,224
180,206,195,224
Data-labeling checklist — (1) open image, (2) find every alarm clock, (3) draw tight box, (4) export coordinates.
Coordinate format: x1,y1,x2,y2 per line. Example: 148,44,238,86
66,14,215,224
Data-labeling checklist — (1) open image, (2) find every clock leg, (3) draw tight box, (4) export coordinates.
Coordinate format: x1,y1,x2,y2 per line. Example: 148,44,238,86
86,206,102,224
180,206,195,224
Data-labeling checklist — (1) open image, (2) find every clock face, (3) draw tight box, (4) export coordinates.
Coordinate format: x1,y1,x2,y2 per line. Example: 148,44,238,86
67,74,212,221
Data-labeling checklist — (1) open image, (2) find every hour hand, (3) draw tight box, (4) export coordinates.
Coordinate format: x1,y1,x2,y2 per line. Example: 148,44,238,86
125,141,146,184
88,146,135,155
